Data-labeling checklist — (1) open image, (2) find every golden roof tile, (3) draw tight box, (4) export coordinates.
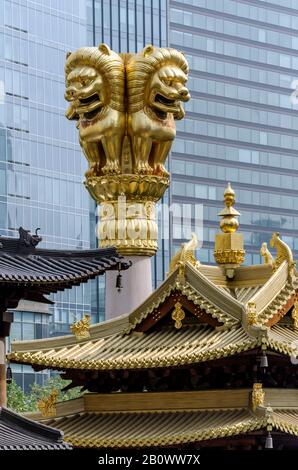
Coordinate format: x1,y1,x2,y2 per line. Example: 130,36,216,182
41,406,298,448
8,321,298,370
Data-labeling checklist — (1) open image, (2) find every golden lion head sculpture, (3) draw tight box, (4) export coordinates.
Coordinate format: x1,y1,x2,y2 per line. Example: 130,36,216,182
65,43,124,118
126,45,190,119
64,44,125,176
126,45,190,176
64,44,189,177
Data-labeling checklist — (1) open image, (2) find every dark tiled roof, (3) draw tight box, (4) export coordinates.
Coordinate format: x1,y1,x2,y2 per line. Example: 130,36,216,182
0,228,130,294
0,407,72,450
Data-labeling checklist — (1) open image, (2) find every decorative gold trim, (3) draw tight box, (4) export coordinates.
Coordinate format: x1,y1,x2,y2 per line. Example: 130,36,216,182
251,383,265,412
168,233,200,276
171,302,185,329
86,175,169,256
214,249,245,265
37,389,58,417
70,314,91,340
247,301,258,326
292,301,298,329
260,242,274,266
270,232,296,279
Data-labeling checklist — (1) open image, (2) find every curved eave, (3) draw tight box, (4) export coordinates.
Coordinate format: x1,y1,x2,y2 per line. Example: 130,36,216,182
0,407,71,450
8,325,258,370
8,323,298,371
42,408,298,448
0,247,129,291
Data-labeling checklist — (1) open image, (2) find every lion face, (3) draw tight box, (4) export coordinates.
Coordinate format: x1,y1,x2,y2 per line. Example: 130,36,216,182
146,65,190,120
65,66,108,121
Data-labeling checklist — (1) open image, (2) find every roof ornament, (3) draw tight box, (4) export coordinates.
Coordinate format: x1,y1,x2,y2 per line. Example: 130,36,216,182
214,183,245,278
37,389,58,417
18,227,42,248
247,301,258,326
270,232,296,280
260,242,274,266
167,232,200,276
171,302,185,329
251,383,265,412
70,314,91,341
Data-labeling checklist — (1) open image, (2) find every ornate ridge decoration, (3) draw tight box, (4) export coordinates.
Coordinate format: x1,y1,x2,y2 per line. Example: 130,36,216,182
270,232,296,280
292,301,298,329
64,44,190,256
37,389,58,417
19,227,42,248
168,233,200,276
251,383,265,412
86,175,169,256
213,249,245,265
214,183,245,276
260,242,274,266
171,302,185,329
247,301,258,326
70,314,91,340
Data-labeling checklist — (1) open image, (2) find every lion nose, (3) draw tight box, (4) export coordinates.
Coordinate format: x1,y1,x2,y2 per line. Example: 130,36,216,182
179,87,190,99
65,87,77,101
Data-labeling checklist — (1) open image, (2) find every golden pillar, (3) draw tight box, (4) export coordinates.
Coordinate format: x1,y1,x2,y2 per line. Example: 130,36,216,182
64,44,190,315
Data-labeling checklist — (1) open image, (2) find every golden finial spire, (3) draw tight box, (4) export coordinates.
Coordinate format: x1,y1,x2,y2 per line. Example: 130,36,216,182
218,183,240,233
214,183,245,277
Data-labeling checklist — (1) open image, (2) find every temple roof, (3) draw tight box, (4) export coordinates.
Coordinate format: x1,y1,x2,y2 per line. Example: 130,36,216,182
8,238,298,370
0,227,130,294
27,389,298,448
0,407,71,450
8,322,298,370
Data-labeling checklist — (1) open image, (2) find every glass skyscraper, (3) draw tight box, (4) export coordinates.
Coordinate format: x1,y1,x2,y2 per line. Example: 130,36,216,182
0,0,97,390
170,0,298,265
0,0,168,390
4,0,298,390
88,0,170,287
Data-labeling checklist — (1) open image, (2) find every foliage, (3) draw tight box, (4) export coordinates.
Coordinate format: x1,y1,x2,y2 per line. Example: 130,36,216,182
7,375,83,413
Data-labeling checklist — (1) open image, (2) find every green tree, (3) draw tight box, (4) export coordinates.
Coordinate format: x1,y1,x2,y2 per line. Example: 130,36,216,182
7,375,83,413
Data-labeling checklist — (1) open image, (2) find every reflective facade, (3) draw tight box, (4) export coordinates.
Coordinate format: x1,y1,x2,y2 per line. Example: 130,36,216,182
89,0,169,286
170,0,298,264
0,0,168,391
0,0,93,390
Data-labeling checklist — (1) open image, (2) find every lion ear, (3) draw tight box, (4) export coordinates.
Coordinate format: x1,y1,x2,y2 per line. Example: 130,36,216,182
142,45,154,57
66,51,72,59
98,43,111,55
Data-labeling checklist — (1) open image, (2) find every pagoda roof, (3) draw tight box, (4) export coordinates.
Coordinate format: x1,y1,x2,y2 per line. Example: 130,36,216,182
27,389,298,448
8,231,298,370
8,322,298,370
0,227,130,294
0,407,71,450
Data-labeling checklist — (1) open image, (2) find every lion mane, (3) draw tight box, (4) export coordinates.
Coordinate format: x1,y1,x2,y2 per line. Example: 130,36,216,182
126,46,189,114
65,44,125,112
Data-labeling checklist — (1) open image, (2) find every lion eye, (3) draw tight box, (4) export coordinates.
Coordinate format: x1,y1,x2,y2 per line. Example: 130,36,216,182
163,78,174,86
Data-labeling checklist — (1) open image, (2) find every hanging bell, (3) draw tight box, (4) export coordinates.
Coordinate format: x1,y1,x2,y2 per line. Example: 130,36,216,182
6,364,12,384
260,351,268,369
265,431,273,449
116,273,122,292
